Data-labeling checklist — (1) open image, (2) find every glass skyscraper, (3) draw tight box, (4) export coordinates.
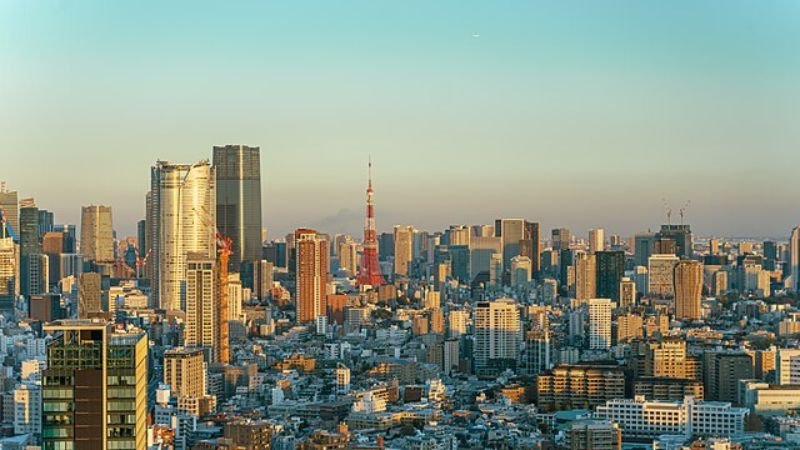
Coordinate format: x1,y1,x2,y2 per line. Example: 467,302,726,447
214,145,262,270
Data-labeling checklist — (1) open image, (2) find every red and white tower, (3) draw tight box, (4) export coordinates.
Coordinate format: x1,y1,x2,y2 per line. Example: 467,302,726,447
357,158,385,287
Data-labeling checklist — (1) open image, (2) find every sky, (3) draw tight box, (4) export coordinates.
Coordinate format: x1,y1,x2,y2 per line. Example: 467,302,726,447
1,0,799,240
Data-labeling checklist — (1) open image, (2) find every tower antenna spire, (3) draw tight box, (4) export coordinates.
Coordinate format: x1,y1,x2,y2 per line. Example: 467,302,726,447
357,155,385,287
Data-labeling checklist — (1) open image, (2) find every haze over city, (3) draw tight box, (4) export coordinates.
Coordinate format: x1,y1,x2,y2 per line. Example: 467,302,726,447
3,3,800,450
2,1,799,238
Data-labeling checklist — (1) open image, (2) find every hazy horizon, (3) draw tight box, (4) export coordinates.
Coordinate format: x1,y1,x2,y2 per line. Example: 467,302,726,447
2,1,799,239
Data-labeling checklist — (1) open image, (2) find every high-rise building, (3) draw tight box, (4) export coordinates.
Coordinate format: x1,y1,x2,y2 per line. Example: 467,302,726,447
704,351,753,404
589,228,605,254
520,329,552,376
13,383,41,442
510,255,532,287
338,237,358,275
213,145,262,269
393,225,414,277
0,187,19,241
474,298,520,377
589,298,614,350
42,231,64,287
0,230,16,297
295,229,329,323
42,321,148,450
657,224,693,258
574,253,596,301
149,161,216,311
495,218,525,272
791,227,800,292
619,277,636,307
185,253,217,356
648,254,680,297
164,347,207,399
552,228,572,252
521,221,541,279
37,209,54,239
674,260,703,320
634,233,656,267
80,205,114,263
596,251,625,302
78,272,102,318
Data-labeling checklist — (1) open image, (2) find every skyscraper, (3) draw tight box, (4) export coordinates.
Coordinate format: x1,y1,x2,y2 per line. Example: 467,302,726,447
20,201,46,299
149,161,216,311
589,228,605,253
42,321,148,450
589,298,614,350
596,250,625,302
393,225,414,277
657,224,693,258
791,227,800,292
521,221,541,279
295,229,329,323
80,205,114,263
648,254,680,297
674,260,703,321
213,145,262,269
0,187,19,241
574,252,597,301
495,218,525,272
552,228,572,252
474,298,520,377
78,272,102,318
185,253,217,357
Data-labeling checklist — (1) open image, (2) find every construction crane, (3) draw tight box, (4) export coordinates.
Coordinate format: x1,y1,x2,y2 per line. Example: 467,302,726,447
679,200,691,225
134,248,152,279
662,198,672,225
193,206,231,365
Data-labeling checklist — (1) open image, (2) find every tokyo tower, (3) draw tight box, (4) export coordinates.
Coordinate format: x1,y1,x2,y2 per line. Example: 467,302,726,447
356,158,386,287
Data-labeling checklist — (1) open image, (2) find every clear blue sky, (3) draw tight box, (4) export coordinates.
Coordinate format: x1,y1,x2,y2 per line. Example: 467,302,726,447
1,1,798,239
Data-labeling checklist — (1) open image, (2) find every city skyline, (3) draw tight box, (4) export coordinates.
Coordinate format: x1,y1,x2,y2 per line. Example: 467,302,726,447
2,1,799,239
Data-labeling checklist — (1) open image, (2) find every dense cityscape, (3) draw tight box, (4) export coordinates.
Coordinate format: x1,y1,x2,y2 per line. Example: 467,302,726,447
0,144,799,450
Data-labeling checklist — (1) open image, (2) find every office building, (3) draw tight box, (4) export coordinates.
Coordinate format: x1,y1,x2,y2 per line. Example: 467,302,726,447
520,221,541,279
42,321,148,450
589,298,614,350
648,254,680,297
589,228,604,253
0,188,19,241
674,260,703,320
78,272,103,318
519,329,551,376
634,233,656,267
393,225,414,277
791,227,800,292
704,351,753,404
552,228,571,251
80,205,114,263
596,251,624,302
657,224,693,258
213,145,262,269
149,160,216,311
510,255,532,287
495,218,525,272
0,233,15,296
474,298,520,377
295,229,329,323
